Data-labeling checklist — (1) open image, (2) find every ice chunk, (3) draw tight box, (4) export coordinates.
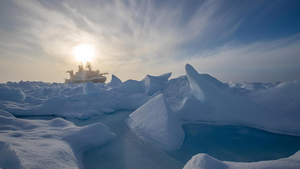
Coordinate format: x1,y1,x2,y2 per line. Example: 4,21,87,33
120,73,171,95
0,86,26,102
126,94,185,150
0,141,22,169
83,82,106,95
142,73,171,95
64,87,84,96
184,151,300,169
228,81,238,88
241,82,266,90
38,87,54,97
147,72,172,81
77,114,90,120
119,80,144,94
30,85,153,118
39,96,68,114
199,74,227,89
38,94,102,118
62,122,115,148
48,118,73,127
107,74,122,87
174,97,213,122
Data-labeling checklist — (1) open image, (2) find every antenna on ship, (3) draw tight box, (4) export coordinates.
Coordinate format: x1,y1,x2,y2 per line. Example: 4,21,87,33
86,62,92,71
78,61,84,72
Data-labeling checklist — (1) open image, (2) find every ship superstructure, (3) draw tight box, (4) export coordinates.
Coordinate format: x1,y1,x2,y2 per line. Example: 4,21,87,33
65,62,107,83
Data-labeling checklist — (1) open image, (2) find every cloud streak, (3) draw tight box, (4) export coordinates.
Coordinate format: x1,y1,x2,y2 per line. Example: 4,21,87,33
0,0,299,83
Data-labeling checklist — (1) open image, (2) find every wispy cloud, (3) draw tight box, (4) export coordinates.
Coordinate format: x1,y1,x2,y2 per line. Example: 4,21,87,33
0,0,299,82
4,0,243,58
165,34,300,83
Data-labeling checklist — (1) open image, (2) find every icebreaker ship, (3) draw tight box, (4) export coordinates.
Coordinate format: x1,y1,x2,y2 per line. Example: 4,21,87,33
65,62,108,83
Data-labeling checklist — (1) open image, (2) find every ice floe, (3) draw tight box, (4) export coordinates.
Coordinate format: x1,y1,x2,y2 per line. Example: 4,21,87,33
1,63,300,168
183,151,300,169
0,112,114,169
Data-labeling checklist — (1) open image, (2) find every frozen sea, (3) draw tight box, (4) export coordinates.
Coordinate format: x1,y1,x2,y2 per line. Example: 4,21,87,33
21,109,300,169
2,64,300,168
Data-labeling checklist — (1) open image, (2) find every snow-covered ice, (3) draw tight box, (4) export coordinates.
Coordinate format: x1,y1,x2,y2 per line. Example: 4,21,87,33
1,65,300,168
0,73,171,118
183,151,300,169
185,63,300,136
250,80,300,114
107,74,122,87
126,94,185,150
0,112,114,169
119,72,171,95
0,86,26,102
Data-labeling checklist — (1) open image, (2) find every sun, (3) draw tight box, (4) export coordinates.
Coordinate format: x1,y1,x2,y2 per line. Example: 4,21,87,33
73,44,95,63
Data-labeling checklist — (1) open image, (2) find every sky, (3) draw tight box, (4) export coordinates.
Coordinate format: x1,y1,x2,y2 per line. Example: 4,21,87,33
0,0,300,83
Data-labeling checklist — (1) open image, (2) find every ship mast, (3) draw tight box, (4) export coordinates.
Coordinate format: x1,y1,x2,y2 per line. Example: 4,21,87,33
78,62,84,72
86,62,92,71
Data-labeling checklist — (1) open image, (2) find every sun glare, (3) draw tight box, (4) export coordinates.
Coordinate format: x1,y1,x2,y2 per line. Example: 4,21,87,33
73,44,95,63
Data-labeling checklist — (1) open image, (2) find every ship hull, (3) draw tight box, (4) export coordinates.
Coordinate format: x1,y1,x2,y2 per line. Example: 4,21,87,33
67,76,107,83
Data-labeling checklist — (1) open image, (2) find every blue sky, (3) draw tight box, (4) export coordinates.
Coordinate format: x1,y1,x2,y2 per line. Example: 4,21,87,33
0,0,300,83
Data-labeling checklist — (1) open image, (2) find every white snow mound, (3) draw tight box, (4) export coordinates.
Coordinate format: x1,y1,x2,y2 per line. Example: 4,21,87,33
83,82,106,95
185,63,300,136
120,73,171,95
126,94,185,150
250,80,300,113
0,116,115,169
142,73,172,95
0,86,26,102
183,151,300,169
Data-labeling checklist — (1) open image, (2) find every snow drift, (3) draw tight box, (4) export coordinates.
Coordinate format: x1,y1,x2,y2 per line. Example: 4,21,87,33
0,74,172,119
1,65,299,136
120,72,171,95
183,151,300,169
0,112,115,169
250,80,300,114
184,63,300,136
1,63,300,168
0,86,26,102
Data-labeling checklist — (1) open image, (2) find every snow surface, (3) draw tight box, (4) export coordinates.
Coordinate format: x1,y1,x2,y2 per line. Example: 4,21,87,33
250,80,300,114
0,73,170,118
0,111,114,169
1,64,300,168
185,64,300,136
183,151,300,169
0,86,26,102
120,72,171,95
